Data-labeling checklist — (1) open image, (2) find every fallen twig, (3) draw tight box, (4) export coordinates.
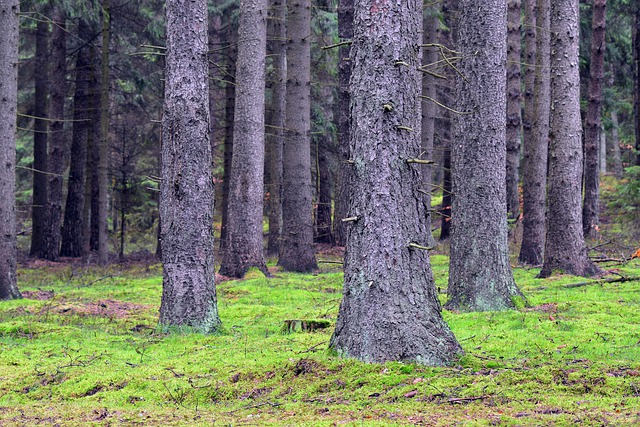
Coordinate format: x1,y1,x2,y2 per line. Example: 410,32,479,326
562,275,640,289
445,395,489,404
224,401,282,414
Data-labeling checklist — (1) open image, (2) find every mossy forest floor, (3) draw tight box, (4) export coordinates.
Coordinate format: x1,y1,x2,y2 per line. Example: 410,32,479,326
1,251,640,426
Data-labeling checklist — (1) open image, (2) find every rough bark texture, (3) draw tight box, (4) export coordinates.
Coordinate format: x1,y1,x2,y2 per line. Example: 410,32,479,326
519,0,550,265
539,0,600,278
521,0,537,179
98,0,111,264
420,7,439,248
329,0,462,365
278,0,317,272
218,0,269,278
30,19,49,258
87,45,101,253
636,6,640,166
159,0,220,332
446,0,525,312
0,0,20,299
61,19,91,258
41,6,67,261
266,0,285,255
332,0,353,247
506,0,522,220
582,0,607,238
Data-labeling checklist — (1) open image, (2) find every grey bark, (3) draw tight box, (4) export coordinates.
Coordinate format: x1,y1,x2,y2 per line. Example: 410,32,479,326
582,0,607,238
506,0,522,220
278,0,317,272
610,110,623,178
332,0,353,247
41,6,67,261
61,19,92,258
218,0,269,279
522,0,536,177
30,19,49,258
519,0,550,265
539,0,600,278
446,0,526,312
0,0,20,299
98,0,111,264
420,6,439,248
159,0,220,332
266,0,285,255
330,0,462,365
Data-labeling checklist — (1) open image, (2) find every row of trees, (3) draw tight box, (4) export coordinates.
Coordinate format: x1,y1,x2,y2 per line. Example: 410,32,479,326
1,0,639,362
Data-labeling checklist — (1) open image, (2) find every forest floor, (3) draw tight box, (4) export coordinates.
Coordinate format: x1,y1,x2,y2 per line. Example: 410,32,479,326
1,248,640,426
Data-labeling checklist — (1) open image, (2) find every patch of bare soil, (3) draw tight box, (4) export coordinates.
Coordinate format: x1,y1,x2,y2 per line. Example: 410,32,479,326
51,299,151,319
20,290,55,300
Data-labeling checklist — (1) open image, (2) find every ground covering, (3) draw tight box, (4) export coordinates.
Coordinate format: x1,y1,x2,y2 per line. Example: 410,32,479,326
0,254,639,426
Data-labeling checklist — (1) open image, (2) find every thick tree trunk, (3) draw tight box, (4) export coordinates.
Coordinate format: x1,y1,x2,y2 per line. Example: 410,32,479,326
330,0,462,365
87,45,101,253
0,0,20,300
519,0,551,265
266,0,285,255
218,0,269,278
41,6,67,261
506,0,522,220
446,0,525,312
636,6,640,166
278,0,317,272
420,6,439,248
539,0,600,278
582,0,607,238
610,110,623,178
332,0,353,247
160,0,220,332
98,0,111,264
61,19,92,258
30,19,49,258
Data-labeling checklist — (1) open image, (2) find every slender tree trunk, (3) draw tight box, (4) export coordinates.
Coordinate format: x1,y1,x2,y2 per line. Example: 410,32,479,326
420,6,440,248
278,0,317,272
266,0,285,255
599,126,606,174
610,110,623,178
330,0,461,365
314,136,334,244
506,0,522,220
30,19,49,258
61,19,92,258
98,0,112,264
440,146,452,240
522,0,537,180
160,0,220,332
41,6,67,261
88,45,101,253
0,0,20,300
218,0,269,278
519,0,551,265
219,12,237,250
582,0,607,238
446,0,525,312
539,0,600,278
332,0,353,247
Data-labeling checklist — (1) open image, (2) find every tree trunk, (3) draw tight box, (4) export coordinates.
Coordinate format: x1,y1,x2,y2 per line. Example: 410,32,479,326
61,19,92,258
0,0,20,300
314,135,334,244
522,0,537,185
506,0,522,220
519,0,551,265
41,6,67,261
160,0,220,332
446,0,525,312
30,18,49,258
87,44,101,253
582,0,607,238
278,0,317,272
329,0,462,365
420,6,440,248
98,0,112,264
610,109,623,178
539,0,600,278
218,0,269,278
266,0,285,255
599,126,606,174
332,0,353,247
636,5,640,166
